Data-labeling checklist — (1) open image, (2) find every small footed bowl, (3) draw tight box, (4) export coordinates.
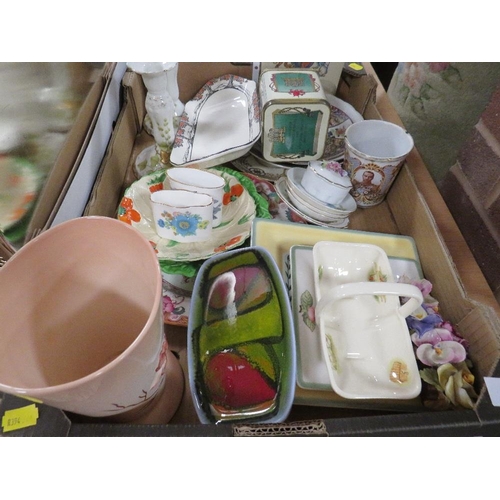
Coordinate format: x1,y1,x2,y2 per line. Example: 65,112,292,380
301,160,352,206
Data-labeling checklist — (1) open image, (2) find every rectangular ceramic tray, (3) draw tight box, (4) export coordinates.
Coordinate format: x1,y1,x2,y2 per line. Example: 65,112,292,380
251,218,424,411
289,244,422,392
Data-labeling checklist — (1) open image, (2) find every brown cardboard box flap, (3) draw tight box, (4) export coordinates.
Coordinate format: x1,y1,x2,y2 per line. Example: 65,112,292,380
25,63,117,241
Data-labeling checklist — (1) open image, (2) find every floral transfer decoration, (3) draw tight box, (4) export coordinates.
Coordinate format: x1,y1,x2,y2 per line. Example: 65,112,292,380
389,360,409,384
369,262,388,303
118,197,141,225
223,182,244,205
318,160,348,177
299,289,316,332
157,210,210,238
163,293,188,327
398,275,478,410
109,336,168,413
325,334,340,373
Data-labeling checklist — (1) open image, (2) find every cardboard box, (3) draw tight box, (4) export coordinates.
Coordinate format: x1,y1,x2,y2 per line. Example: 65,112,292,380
26,63,125,239
15,63,500,436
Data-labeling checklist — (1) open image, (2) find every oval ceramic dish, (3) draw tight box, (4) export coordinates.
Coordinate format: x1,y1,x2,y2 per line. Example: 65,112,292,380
118,167,259,262
170,75,261,169
187,245,296,424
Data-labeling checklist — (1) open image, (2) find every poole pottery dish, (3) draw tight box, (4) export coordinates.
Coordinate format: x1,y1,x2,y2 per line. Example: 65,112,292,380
170,75,261,169
312,241,423,400
118,167,261,262
290,244,422,392
187,246,296,424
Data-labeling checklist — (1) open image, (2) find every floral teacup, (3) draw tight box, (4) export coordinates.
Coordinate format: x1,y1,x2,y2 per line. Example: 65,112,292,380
167,167,225,227
301,160,352,207
150,189,213,242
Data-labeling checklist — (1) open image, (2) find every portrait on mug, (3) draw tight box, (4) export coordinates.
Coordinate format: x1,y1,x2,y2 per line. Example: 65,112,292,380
350,165,385,205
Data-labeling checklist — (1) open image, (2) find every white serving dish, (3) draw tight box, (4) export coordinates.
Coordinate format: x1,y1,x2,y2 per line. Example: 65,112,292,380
312,241,422,400
289,244,422,392
250,218,425,409
170,75,261,169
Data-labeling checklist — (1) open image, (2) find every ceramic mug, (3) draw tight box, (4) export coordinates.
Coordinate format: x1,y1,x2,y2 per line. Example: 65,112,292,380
150,189,213,242
0,216,184,421
167,167,225,227
301,160,352,207
344,120,414,207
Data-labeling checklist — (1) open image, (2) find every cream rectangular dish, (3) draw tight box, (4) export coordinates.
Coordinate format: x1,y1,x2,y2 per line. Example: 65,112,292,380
311,241,423,400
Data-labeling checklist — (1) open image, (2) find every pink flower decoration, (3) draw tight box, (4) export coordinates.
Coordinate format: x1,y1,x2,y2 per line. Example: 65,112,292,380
411,327,454,347
416,341,467,367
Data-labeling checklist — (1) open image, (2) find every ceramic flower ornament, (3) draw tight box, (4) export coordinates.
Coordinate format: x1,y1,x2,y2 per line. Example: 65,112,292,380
400,274,478,409
416,340,467,367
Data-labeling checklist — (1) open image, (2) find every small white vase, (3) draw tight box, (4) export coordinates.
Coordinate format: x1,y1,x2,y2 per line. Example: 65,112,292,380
127,62,184,177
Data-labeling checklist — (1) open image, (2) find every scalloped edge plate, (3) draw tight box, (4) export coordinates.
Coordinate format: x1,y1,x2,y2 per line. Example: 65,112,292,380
118,168,257,262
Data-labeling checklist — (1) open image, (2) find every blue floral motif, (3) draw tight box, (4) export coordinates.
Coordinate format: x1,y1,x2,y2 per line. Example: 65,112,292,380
160,211,209,237
212,201,222,219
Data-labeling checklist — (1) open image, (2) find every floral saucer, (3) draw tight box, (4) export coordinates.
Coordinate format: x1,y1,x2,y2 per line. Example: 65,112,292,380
118,166,260,262
170,75,261,169
274,176,350,229
321,94,364,161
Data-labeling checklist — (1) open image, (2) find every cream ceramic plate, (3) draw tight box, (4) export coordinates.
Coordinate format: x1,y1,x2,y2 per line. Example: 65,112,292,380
311,241,422,400
274,177,350,229
290,244,422,392
0,156,41,232
118,168,257,262
170,75,261,169
251,218,424,410
322,94,364,161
